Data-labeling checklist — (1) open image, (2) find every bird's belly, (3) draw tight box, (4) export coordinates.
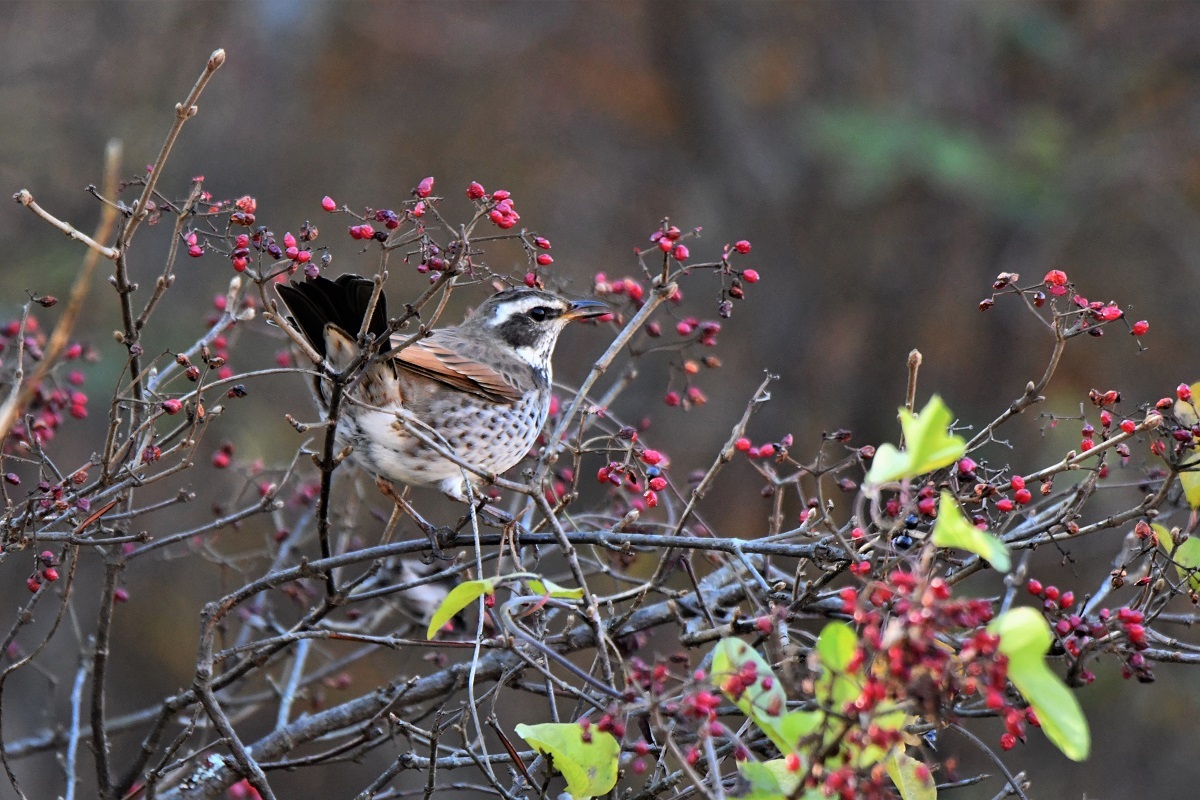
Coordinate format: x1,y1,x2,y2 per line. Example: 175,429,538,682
338,394,547,488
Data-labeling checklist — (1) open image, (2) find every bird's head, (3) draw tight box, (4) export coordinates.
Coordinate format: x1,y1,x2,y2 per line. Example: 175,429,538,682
465,287,609,366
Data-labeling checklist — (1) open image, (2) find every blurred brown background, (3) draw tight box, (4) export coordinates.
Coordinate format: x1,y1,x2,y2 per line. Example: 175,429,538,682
4,1,1200,798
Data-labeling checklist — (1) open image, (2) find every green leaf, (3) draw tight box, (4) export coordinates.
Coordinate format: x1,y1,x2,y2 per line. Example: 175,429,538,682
426,579,493,640
1173,384,1200,507
1157,523,1200,592
930,491,1011,572
711,638,790,751
528,577,585,600
815,622,857,673
514,722,619,800
864,396,967,488
886,751,937,800
988,607,1090,761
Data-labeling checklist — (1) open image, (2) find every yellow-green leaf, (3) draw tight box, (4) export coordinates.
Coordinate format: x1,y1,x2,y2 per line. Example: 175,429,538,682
1173,383,1200,507
930,491,1011,572
886,751,937,800
815,621,857,673
865,395,967,488
514,722,618,800
528,577,585,600
1157,523,1200,592
711,638,790,751
988,607,1090,761
426,579,493,640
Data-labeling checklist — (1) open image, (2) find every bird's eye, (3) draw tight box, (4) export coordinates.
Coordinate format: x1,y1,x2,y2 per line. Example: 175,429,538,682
528,306,550,322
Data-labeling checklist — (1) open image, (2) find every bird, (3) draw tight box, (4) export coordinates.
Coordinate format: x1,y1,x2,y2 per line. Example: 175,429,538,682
276,274,609,505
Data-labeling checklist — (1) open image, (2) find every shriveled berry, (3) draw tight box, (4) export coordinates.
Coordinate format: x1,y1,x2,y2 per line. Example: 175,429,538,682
161,399,183,415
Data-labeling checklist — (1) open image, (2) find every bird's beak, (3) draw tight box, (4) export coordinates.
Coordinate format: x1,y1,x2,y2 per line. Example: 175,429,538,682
563,299,610,321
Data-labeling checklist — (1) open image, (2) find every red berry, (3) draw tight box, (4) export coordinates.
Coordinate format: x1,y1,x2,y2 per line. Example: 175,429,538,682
1131,320,1149,336
1010,475,1025,491
187,245,203,258
42,567,59,582
466,181,486,200
735,437,751,452
733,240,752,254
492,189,511,200
649,476,667,491
321,195,337,212
664,391,681,407
536,254,553,266
212,451,231,469
416,176,434,198
640,449,662,466
754,616,772,634
161,399,183,415
1178,383,1193,402
1014,488,1032,504
524,273,537,288
1043,585,1060,602
995,497,1014,513
1120,419,1136,434
672,244,689,261
26,576,40,593
741,268,759,283
534,236,551,250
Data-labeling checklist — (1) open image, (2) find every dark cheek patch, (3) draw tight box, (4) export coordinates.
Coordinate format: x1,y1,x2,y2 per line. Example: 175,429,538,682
497,317,540,349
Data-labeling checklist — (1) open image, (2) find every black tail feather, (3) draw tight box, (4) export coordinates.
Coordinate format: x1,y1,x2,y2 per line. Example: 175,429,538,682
276,275,389,357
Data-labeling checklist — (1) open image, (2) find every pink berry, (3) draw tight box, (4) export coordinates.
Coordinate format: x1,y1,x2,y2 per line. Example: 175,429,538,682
187,245,203,258
212,451,231,469
321,195,337,212
416,177,434,198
